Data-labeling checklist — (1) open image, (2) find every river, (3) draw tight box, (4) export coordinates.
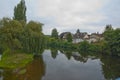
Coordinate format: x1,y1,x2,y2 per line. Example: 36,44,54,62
0,50,120,80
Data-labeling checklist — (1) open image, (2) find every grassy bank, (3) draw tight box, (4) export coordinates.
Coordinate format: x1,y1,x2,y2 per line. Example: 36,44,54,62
0,50,33,69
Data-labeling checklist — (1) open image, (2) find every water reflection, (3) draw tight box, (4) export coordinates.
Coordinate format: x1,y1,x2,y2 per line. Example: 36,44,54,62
59,50,72,60
60,50,93,63
25,55,45,80
100,55,120,80
0,49,120,80
42,50,120,80
51,49,58,59
0,55,45,80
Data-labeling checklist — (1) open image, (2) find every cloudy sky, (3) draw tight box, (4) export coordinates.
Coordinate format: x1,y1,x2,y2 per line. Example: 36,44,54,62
0,0,120,34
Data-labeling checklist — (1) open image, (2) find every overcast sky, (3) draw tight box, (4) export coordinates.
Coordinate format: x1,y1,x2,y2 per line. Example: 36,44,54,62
0,0,120,34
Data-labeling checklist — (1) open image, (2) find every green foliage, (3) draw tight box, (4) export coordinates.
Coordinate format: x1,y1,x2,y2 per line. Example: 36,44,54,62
20,21,45,53
94,40,110,54
0,18,23,51
46,37,77,51
47,25,120,56
78,41,90,53
51,28,58,39
25,21,43,34
0,17,45,54
66,33,72,42
104,27,120,56
0,51,33,69
13,0,27,22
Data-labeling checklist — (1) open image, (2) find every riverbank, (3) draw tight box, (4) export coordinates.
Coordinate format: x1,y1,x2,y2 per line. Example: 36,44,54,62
0,52,33,69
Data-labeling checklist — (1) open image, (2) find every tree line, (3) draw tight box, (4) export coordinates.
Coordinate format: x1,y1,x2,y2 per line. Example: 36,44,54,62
0,18,45,54
0,0,45,54
49,25,120,56
0,0,120,56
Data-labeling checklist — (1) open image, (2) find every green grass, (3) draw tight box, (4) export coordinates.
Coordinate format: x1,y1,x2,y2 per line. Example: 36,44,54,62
0,51,33,69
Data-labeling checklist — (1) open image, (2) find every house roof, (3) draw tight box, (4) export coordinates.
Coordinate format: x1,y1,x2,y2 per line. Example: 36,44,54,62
73,32,87,39
59,32,71,39
59,31,103,40
91,33,103,37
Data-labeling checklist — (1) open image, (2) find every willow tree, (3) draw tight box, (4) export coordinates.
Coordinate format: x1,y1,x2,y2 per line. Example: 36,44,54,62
13,0,27,22
21,21,44,53
0,18,23,52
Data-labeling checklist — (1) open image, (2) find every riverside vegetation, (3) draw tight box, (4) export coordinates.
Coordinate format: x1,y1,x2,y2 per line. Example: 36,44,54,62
0,0,120,69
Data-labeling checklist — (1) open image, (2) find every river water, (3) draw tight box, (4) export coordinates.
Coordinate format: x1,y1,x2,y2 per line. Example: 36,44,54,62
0,50,120,80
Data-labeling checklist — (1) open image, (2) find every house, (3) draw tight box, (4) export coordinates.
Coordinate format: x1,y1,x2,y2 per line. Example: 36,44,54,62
59,32,73,41
83,34,90,40
89,32,103,43
73,29,87,43
59,30,103,43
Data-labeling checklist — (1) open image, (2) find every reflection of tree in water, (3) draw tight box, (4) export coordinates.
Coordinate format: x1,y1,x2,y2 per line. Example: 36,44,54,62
24,55,45,80
64,51,72,60
73,56,88,63
1,55,45,80
59,50,64,54
2,69,18,80
0,70,2,78
77,52,89,63
51,49,58,59
76,52,99,63
60,49,88,62
33,48,44,55
60,49,98,63
59,50,72,60
100,55,120,80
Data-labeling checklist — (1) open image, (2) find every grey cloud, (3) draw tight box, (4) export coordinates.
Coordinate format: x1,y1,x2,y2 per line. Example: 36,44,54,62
0,0,120,35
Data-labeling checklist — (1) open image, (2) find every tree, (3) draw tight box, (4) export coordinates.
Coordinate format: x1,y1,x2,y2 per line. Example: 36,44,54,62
66,33,72,42
0,17,45,53
21,21,44,53
78,41,90,53
25,21,43,34
104,24,113,32
51,28,58,39
103,25,114,43
0,17,11,28
104,25,120,56
13,0,27,22
76,29,80,33
0,18,23,51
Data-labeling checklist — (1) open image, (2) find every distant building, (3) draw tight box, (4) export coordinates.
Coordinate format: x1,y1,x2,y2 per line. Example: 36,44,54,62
73,29,87,43
59,32,72,41
89,32,103,43
59,30,103,43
